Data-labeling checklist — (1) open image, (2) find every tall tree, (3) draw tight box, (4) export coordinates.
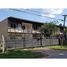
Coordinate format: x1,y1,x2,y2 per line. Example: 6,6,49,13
40,22,58,37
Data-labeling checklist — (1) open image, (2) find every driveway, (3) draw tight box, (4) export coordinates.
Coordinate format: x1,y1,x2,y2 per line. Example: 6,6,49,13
35,49,67,58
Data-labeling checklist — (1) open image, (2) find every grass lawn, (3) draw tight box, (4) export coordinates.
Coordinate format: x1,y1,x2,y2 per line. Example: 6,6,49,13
0,50,46,58
48,45,67,50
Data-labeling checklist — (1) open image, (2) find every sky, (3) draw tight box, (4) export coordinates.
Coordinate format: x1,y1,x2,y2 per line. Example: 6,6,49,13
0,9,67,26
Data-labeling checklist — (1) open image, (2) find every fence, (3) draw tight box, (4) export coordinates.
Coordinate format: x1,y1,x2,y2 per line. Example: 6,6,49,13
5,38,59,49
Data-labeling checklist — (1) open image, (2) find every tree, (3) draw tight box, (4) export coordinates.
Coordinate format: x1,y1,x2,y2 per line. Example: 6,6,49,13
40,22,58,37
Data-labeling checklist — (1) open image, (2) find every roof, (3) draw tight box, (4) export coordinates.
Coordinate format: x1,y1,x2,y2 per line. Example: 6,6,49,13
1,16,67,28
7,16,43,24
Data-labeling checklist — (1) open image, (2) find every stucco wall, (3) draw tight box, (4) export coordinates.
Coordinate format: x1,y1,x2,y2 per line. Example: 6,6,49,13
0,19,8,42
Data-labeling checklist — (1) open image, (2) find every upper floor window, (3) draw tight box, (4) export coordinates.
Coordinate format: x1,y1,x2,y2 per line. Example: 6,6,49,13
33,24,39,30
22,25,25,30
10,23,16,28
17,24,22,29
21,23,25,30
17,24,25,30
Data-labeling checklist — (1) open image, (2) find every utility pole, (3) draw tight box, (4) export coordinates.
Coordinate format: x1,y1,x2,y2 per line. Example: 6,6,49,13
60,15,67,47
63,15,67,39
59,15,67,47
63,15,67,27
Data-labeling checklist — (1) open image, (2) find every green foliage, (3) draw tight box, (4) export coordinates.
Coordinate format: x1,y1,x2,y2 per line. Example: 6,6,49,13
40,22,58,37
48,45,67,50
0,50,45,58
65,27,67,32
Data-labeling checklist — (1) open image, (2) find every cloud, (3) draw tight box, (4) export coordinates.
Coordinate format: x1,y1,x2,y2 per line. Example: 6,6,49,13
41,9,64,18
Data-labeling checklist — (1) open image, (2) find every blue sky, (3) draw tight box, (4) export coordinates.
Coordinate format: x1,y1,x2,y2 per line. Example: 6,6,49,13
0,9,67,26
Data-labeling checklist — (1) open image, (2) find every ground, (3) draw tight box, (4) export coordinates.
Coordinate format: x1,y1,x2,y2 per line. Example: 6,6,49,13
0,45,67,58
35,49,67,58
0,49,47,58
33,46,67,58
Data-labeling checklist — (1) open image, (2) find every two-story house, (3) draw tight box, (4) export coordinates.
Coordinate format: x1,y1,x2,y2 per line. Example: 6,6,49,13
0,17,43,41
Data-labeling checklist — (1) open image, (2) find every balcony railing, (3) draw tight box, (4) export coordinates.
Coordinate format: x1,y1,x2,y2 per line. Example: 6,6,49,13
8,28,41,33
8,28,28,33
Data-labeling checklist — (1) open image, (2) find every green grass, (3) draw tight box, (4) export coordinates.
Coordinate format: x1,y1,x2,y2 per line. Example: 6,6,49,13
48,45,67,50
0,50,46,58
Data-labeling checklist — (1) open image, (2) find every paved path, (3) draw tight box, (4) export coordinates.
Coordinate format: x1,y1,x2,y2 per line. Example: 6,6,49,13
35,49,67,58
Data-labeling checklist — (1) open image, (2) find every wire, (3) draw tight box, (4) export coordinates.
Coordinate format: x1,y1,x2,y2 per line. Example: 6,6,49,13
9,9,64,21
26,9,62,16
9,8,67,26
26,9,67,23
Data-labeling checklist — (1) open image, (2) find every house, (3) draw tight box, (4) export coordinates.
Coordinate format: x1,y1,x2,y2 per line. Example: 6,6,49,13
0,16,67,40
0,17,62,48
0,17,43,41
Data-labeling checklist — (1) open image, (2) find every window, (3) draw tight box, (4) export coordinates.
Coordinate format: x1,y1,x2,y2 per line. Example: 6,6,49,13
33,24,39,30
14,24,16,28
10,23,16,28
17,24,22,29
10,24,13,28
22,25,25,30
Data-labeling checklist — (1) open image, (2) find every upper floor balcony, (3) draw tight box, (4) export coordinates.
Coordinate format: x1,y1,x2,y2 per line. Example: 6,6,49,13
8,28,41,33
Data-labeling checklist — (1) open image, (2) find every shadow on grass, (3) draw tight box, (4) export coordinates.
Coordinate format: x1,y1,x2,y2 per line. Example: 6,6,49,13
0,50,48,58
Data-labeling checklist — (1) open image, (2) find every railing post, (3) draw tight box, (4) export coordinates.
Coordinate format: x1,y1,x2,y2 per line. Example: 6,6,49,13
40,34,42,47
23,37,25,48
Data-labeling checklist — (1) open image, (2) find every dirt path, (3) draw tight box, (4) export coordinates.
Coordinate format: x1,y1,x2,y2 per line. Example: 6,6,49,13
35,49,67,58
